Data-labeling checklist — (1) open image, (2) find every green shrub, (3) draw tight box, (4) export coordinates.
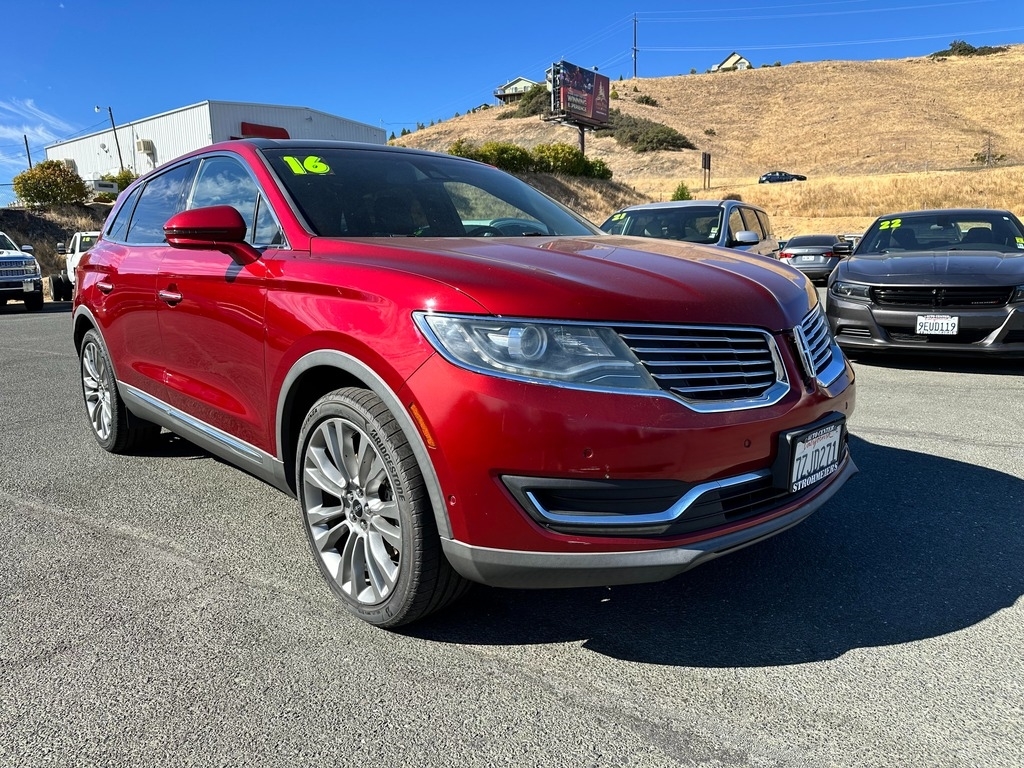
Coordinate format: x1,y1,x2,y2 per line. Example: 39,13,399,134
670,182,692,201
610,89,619,100
596,110,696,152
13,160,89,205
447,139,478,159
496,83,551,120
635,94,659,107
101,168,138,192
477,142,533,173
585,158,613,180
531,143,587,175
931,40,1007,57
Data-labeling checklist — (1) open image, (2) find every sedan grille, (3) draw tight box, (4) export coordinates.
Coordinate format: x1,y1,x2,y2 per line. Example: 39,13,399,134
613,324,786,409
871,286,1013,308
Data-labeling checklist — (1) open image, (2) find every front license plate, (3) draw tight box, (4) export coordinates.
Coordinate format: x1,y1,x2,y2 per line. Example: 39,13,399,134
23,280,35,291
916,314,958,335
790,423,843,492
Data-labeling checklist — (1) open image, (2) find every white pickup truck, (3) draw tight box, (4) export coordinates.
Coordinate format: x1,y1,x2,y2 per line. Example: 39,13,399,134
52,231,101,301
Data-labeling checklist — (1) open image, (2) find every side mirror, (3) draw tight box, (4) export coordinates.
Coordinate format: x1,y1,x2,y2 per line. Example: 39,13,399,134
732,230,760,246
56,242,67,255
163,205,260,265
832,241,854,257
21,244,34,253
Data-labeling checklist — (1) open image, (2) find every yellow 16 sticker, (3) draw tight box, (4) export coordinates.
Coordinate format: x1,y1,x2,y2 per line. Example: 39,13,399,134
282,155,331,174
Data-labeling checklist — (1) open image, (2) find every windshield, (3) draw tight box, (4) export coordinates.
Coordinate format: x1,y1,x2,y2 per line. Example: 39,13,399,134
857,211,1024,254
0,233,18,251
600,205,723,244
262,147,600,238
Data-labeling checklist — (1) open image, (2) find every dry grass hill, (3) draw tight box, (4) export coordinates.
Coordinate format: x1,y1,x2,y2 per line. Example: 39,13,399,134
6,45,1023,284
394,44,1024,237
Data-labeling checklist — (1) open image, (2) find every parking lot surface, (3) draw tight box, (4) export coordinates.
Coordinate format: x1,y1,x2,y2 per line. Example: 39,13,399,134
1,303,1022,767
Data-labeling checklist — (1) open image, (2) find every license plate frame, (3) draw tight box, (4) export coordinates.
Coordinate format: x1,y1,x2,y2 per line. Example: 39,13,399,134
788,422,844,493
916,314,958,335
22,280,35,292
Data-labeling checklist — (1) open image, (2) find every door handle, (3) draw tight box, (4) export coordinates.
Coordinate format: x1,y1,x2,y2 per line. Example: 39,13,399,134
97,280,113,294
158,289,183,306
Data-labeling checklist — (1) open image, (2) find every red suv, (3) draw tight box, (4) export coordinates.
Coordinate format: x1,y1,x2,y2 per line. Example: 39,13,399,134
73,140,857,627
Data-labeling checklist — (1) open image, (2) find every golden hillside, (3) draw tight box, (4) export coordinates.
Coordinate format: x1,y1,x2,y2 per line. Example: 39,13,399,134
395,45,1024,237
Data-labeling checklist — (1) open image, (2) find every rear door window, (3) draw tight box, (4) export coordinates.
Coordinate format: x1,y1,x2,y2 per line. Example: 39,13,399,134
125,163,195,244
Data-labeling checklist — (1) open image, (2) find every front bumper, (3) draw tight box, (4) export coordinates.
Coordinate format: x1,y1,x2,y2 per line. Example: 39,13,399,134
0,277,43,298
402,334,857,586
827,294,1024,356
442,454,857,588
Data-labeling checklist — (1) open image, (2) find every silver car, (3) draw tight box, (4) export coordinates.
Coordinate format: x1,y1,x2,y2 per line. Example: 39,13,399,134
780,234,846,282
599,199,780,258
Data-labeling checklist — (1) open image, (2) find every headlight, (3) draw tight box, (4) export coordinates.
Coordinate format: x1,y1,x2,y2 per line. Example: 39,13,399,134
1012,285,1024,303
413,312,660,391
830,281,872,301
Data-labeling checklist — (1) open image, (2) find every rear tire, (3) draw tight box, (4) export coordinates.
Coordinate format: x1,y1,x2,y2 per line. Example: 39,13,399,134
296,387,469,628
79,329,161,453
59,274,73,302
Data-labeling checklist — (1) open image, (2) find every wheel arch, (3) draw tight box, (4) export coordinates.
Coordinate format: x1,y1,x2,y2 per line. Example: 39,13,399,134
276,349,453,540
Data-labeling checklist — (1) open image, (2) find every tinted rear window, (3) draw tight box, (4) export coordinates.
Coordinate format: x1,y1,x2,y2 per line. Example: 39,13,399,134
786,235,837,246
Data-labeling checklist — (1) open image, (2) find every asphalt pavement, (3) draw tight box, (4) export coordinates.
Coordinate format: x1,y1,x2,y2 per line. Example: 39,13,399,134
1,301,1022,767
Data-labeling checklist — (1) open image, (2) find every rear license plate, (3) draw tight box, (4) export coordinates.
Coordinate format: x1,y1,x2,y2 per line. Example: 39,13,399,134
22,280,34,291
800,255,816,262
916,314,958,335
790,422,843,492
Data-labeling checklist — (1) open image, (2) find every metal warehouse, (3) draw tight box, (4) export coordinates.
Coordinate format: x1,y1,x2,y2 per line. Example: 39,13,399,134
44,100,386,183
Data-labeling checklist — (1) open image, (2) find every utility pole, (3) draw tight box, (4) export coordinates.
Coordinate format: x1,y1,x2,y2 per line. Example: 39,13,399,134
23,135,32,168
96,105,124,172
632,14,638,79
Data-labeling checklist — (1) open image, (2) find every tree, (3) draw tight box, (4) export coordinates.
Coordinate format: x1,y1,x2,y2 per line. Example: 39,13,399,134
101,168,138,192
13,160,89,205
670,182,693,201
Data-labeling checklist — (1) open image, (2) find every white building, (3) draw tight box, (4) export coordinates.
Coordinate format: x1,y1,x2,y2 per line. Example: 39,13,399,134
45,100,386,182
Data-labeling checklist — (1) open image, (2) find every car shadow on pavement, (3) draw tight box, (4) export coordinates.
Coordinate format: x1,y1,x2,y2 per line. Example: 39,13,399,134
408,434,1024,667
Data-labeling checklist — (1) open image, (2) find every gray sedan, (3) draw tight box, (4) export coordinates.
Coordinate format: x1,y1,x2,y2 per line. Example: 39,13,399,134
780,234,846,282
826,208,1024,356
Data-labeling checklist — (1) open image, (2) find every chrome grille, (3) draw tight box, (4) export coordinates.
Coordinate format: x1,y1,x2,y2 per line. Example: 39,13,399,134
796,306,835,378
614,324,785,408
0,262,37,278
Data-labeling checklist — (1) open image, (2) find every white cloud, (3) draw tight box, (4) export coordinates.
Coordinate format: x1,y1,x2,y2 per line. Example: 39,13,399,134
0,99,79,177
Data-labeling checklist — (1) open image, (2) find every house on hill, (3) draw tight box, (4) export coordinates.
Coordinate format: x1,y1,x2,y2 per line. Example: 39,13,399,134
710,53,752,72
494,77,539,105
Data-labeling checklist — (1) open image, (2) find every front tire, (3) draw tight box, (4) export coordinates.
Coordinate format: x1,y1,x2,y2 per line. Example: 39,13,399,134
296,387,468,628
79,329,160,453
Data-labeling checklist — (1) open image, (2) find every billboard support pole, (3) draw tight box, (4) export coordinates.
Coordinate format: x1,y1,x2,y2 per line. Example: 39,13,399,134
578,125,585,154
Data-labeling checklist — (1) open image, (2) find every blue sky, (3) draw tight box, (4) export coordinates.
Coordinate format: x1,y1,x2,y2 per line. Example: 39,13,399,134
1,0,1022,196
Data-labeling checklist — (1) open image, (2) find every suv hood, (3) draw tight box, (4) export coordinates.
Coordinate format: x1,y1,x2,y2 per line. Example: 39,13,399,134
845,250,1024,283
314,235,815,331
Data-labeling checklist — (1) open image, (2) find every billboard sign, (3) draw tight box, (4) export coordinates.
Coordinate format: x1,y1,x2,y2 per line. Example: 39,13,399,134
550,61,610,127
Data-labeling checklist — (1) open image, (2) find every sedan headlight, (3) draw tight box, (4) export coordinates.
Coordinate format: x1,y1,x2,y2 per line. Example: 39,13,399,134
830,281,872,301
413,312,660,391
